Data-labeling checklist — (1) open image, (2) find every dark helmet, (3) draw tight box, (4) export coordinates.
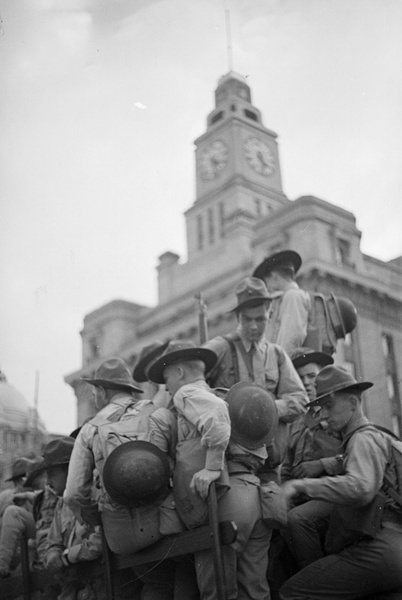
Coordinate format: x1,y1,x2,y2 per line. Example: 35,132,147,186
103,441,170,508
226,381,278,449
327,294,357,338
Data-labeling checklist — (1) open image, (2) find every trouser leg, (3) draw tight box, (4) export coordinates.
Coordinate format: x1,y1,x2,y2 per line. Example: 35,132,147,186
280,523,402,600
174,556,199,600
194,474,271,600
194,545,237,600
133,561,175,600
283,499,331,569
0,505,35,574
237,521,272,600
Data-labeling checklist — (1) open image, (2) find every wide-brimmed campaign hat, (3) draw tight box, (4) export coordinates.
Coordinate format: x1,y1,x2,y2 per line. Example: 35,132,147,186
5,458,29,482
226,381,278,450
291,347,334,370
23,458,47,488
253,250,302,280
69,426,81,440
133,341,170,383
81,358,143,393
42,437,75,469
307,365,373,406
147,340,218,385
229,277,271,313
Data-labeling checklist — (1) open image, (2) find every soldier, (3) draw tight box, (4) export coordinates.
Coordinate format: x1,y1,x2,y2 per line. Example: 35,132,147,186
147,341,231,599
0,459,47,577
281,348,343,571
281,348,342,481
64,358,144,527
147,341,229,508
223,381,280,600
64,357,177,600
204,277,308,481
280,366,402,599
28,461,60,579
148,342,280,600
44,437,104,600
0,458,29,534
253,250,310,356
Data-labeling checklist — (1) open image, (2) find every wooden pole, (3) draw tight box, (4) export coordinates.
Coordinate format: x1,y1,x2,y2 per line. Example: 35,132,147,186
208,483,228,600
195,293,228,599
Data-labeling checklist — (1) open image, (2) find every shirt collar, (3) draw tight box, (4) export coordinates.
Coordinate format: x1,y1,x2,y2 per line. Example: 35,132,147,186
173,379,209,399
236,328,266,352
109,392,135,407
342,415,370,445
228,441,268,460
268,281,300,299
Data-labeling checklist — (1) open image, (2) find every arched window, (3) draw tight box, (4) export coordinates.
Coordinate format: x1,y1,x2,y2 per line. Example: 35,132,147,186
197,214,204,250
208,208,215,244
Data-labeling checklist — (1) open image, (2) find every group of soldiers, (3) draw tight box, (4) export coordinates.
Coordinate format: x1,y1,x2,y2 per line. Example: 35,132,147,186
1,250,402,600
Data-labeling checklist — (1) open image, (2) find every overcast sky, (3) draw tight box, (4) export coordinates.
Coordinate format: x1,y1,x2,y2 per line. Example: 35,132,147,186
1,0,401,435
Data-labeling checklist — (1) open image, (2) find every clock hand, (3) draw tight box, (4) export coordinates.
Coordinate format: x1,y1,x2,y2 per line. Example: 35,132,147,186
257,150,267,166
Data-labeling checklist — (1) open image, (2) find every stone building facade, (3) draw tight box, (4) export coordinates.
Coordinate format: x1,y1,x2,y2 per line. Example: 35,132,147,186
65,72,402,435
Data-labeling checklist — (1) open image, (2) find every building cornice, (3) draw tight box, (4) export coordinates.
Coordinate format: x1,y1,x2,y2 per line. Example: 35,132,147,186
301,261,402,304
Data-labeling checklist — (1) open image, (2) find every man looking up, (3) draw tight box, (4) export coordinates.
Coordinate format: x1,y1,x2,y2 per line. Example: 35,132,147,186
253,250,310,356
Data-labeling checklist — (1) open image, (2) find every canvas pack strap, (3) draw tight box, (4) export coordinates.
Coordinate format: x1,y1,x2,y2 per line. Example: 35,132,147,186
223,335,240,382
223,334,255,381
90,401,135,428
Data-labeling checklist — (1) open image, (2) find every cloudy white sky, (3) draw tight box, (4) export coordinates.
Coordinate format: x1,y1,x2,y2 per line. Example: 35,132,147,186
1,0,401,434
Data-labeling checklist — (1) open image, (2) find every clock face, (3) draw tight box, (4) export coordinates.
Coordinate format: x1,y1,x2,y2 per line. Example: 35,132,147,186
237,85,249,100
199,140,228,180
244,137,275,176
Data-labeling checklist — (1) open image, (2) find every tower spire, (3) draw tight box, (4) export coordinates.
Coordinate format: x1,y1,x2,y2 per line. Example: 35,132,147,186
225,5,234,72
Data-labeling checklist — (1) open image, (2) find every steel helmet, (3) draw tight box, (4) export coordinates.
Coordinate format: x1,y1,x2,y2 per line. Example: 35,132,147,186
327,294,357,338
103,441,170,508
226,381,278,449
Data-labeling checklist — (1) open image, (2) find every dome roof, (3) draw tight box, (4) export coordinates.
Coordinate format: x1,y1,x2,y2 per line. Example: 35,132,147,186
0,382,45,432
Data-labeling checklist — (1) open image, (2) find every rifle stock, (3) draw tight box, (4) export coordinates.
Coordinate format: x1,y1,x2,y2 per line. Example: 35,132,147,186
195,292,209,344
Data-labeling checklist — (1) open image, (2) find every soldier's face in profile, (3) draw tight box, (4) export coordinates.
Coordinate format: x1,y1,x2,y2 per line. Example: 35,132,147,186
319,392,355,432
163,364,182,397
238,305,269,342
94,386,107,410
46,465,69,497
263,271,280,293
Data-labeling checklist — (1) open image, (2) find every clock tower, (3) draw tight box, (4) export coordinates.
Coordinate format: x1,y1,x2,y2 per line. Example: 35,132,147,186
185,71,289,260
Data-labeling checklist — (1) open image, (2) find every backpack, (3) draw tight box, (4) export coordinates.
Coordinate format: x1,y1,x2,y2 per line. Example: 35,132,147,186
92,399,159,477
324,423,402,554
348,423,402,510
368,424,402,510
304,292,357,355
384,436,402,509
